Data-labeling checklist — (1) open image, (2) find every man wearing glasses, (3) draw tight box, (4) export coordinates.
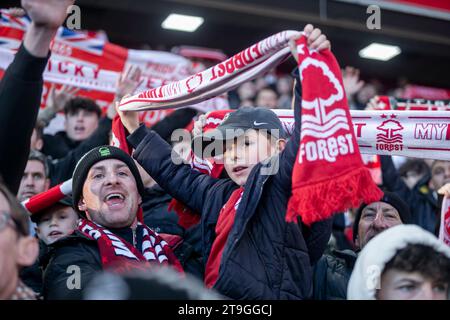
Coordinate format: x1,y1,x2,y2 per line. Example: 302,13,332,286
0,182,39,299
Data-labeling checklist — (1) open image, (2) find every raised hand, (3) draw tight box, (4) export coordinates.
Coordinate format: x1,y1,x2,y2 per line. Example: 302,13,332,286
438,183,450,197
343,66,365,98
115,97,140,134
22,0,75,29
47,84,80,112
115,65,143,101
289,24,331,62
21,0,76,57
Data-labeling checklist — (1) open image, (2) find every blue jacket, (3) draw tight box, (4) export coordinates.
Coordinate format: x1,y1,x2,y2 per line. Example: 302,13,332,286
128,84,332,300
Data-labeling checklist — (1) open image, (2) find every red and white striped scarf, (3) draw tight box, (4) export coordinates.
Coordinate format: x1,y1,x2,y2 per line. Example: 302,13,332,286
77,219,183,273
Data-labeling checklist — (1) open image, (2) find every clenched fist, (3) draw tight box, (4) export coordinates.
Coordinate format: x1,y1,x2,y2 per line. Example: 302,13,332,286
22,0,75,29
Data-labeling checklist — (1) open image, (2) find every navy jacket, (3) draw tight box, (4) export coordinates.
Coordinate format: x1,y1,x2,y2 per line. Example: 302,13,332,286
127,81,332,299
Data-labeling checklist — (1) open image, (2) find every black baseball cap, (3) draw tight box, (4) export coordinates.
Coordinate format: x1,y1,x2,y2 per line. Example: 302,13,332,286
193,107,286,157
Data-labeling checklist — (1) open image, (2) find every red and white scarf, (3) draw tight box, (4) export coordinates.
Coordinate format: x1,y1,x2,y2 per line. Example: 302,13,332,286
372,96,450,111
77,218,183,273
285,36,382,225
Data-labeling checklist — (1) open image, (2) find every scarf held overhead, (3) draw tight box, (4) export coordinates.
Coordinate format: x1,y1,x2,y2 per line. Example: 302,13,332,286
285,36,382,225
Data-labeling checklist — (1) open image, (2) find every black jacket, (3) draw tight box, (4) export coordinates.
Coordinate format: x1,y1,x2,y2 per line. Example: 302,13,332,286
127,81,332,299
43,131,80,160
20,239,49,296
380,155,438,233
42,224,170,299
312,249,357,300
142,185,184,236
0,44,49,193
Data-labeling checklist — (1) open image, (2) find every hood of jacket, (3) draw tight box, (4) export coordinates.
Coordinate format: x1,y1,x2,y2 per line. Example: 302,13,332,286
347,224,450,300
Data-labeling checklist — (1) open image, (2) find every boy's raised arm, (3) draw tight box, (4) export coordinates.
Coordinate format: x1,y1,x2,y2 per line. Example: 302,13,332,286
119,106,235,214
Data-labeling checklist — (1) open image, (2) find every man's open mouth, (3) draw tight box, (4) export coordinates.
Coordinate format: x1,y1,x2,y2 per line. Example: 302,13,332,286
104,193,126,206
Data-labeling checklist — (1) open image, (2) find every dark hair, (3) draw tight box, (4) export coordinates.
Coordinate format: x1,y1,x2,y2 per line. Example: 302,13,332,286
64,97,102,118
28,149,49,178
398,159,430,178
0,181,30,236
257,86,279,98
383,244,450,284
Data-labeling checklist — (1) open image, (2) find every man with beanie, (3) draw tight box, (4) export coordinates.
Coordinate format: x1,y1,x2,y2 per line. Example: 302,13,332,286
42,146,181,300
312,192,411,300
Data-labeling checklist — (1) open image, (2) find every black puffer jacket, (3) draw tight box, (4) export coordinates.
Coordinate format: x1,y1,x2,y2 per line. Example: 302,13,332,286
42,225,188,299
312,249,357,300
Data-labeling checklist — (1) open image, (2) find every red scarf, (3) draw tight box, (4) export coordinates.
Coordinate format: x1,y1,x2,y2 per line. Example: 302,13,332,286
204,187,244,288
286,36,383,225
78,219,183,273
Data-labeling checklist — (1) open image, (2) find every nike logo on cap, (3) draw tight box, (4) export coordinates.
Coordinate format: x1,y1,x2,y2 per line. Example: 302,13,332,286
254,121,268,126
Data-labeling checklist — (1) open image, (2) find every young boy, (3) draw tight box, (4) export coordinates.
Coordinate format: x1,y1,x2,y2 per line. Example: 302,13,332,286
20,197,79,295
32,197,79,245
118,24,333,299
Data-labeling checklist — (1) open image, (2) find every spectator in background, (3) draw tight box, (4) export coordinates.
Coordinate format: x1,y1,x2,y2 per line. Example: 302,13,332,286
0,181,39,300
21,197,78,295
17,150,50,202
255,87,279,109
347,224,450,300
276,75,293,109
354,81,382,110
313,192,411,300
342,66,365,110
38,67,144,187
37,84,80,131
380,156,448,234
237,81,256,107
42,97,102,159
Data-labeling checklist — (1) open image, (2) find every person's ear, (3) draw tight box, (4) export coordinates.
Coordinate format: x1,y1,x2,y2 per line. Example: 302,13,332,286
78,197,87,212
15,236,39,267
35,138,43,151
